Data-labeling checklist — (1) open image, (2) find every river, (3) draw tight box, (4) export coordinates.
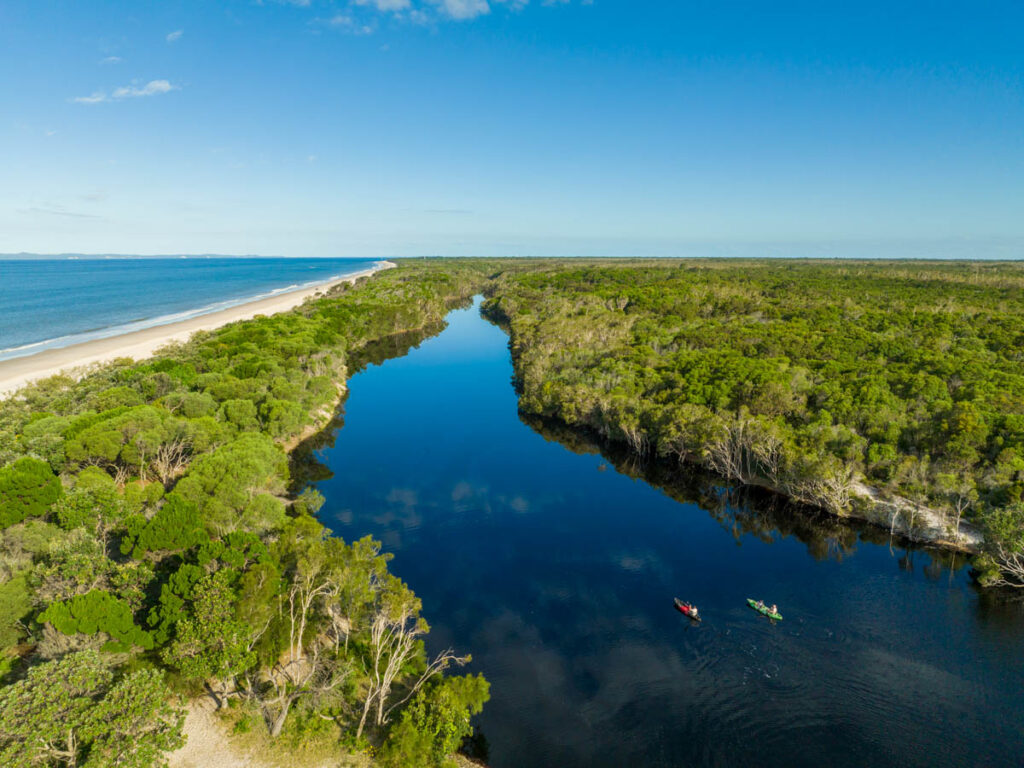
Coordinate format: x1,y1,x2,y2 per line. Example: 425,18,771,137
306,298,1024,768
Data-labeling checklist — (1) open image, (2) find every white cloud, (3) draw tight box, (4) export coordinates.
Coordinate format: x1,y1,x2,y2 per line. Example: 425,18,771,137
166,29,183,42
100,55,122,64
113,79,178,98
353,0,411,10
300,0,576,29
71,79,179,104
72,92,109,104
17,205,102,219
322,14,374,33
431,0,491,20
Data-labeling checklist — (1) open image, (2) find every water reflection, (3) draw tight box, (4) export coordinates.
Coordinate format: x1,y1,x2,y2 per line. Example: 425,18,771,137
308,298,1024,768
289,324,444,491
523,413,973,576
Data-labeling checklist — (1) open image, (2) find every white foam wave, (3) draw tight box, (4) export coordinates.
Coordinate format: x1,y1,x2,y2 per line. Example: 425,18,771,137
0,265,377,362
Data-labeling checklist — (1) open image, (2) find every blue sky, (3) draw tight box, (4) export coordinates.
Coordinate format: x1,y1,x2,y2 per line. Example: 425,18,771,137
1,0,1022,258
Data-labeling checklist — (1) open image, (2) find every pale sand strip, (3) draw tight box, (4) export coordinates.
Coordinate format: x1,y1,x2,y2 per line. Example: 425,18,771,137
0,261,396,398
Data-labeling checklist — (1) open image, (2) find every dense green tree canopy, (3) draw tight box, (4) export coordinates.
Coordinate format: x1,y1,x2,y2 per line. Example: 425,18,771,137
171,433,289,535
0,457,63,529
0,262,494,766
0,650,183,768
39,590,155,652
484,260,1024,581
381,675,491,768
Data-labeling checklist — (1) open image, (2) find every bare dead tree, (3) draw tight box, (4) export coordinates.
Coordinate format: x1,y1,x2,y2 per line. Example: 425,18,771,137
790,466,853,515
620,421,650,456
258,646,351,738
355,595,467,740
113,464,131,486
705,422,745,482
153,438,192,484
379,647,467,729
285,562,338,663
986,543,1024,589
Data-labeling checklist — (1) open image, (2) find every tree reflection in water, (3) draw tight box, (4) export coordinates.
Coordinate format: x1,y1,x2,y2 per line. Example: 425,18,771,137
521,412,971,578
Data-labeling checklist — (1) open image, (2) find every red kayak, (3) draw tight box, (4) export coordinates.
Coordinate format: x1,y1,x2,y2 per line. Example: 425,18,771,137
673,598,702,622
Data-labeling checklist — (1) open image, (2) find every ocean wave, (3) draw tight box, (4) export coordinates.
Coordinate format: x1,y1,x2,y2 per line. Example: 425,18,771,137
0,265,377,362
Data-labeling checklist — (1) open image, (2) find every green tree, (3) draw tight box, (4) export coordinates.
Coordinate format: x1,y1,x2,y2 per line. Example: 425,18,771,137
82,667,186,768
0,650,184,768
380,674,491,768
121,494,207,558
0,575,32,649
260,398,306,439
976,503,1024,588
172,433,288,535
19,414,71,472
53,483,126,537
0,457,63,529
162,570,257,706
148,564,205,645
39,590,155,652
217,399,260,432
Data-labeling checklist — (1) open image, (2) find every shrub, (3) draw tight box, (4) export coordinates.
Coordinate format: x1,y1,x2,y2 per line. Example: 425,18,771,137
0,457,63,529
38,590,154,651
380,675,490,768
121,494,207,558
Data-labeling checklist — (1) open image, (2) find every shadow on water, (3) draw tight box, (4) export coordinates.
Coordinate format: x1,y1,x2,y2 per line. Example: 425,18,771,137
521,413,976,580
289,322,445,492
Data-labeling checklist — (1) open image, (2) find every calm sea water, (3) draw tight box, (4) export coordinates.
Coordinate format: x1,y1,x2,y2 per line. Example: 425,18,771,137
0,257,380,360
310,298,1024,768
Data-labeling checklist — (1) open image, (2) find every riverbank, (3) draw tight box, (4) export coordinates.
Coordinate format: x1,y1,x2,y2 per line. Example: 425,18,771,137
0,260,395,398
518,409,984,554
480,261,1024,568
305,292,1024,768
0,262,495,768
168,698,487,768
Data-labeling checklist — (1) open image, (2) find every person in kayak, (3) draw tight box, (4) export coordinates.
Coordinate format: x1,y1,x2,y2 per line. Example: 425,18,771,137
770,604,778,615
689,605,699,619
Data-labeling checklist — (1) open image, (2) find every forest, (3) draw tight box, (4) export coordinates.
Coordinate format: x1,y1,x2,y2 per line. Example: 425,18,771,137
0,262,495,768
2,257,1024,767
482,259,1024,588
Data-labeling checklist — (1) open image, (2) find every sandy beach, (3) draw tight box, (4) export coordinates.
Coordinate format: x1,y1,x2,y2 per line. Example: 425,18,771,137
0,261,395,398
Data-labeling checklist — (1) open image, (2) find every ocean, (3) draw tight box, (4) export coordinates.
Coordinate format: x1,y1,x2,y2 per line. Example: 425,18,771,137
0,257,382,361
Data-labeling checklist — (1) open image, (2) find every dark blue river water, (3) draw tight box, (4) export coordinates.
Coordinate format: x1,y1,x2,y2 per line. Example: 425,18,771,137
313,298,1024,768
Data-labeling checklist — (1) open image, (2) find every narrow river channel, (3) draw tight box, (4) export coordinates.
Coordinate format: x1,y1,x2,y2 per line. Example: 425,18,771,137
308,298,1024,768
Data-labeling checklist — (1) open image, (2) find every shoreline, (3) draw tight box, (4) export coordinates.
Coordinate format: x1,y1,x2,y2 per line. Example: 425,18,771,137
526,409,984,555
482,305,985,557
0,261,395,398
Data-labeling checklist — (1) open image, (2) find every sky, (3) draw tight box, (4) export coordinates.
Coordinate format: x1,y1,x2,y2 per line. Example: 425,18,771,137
1,0,1022,258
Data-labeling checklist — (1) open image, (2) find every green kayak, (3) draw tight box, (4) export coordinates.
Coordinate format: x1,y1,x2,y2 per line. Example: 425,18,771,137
747,599,783,621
